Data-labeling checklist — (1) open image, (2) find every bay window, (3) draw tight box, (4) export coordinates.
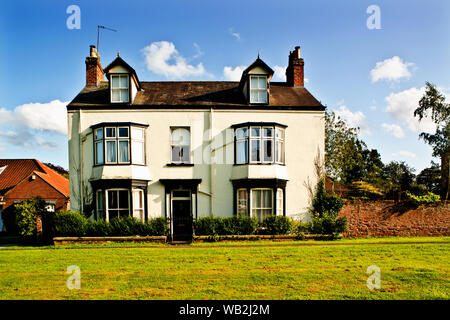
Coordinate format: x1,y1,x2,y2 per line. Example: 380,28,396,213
93,124,146,165
237,188,248,216
234,123,285,165
107,189,130,220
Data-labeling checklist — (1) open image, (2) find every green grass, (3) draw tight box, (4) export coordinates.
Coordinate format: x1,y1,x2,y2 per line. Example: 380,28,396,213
0,237,448,300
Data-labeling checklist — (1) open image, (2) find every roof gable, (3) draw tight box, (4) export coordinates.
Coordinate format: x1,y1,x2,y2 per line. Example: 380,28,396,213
103,56,141,89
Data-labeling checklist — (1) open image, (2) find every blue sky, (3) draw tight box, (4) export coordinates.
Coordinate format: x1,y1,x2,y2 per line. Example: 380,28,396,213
0,0,449,173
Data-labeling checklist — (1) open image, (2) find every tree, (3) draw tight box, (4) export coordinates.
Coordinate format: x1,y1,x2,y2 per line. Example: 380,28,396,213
325,111,384,184
414,82,450,200
381,161,416,199
416,161,441,195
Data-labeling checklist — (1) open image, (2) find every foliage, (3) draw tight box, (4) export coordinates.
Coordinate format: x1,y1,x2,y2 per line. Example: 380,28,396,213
52,211,88,237
381,161,416,197
414,82,449,200
194,216,259,236
310,178,347,236
14,198,47,238
348,181,384,199
310,212,347,237
260,216,295,235
310,178,345,217
416,161,441,195
405,191,440,206
325,111,384,184
48,212,169,237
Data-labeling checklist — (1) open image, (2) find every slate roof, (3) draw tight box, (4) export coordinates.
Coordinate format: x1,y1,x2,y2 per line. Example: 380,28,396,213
0,159,69,198
67,81,324,110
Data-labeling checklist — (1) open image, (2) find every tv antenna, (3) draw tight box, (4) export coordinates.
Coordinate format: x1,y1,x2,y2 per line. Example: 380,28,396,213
97,25,117,54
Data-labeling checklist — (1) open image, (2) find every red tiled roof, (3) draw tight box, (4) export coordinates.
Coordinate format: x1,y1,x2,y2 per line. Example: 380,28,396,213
0,159,69,198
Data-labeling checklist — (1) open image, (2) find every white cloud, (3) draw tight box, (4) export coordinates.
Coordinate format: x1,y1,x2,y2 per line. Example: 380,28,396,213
14,100,68,135
192,42,203,59
0,100,68,150
385,87,436,133
333,104,371,135
392,150,417,159
142,41,206,79
223,65,246,81
229,28,241,41
273,65,286,81
370,56,415,83
381,123,405,138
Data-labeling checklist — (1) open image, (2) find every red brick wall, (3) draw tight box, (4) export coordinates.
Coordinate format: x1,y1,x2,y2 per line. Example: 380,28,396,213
85,57,104,86
339,200,450,238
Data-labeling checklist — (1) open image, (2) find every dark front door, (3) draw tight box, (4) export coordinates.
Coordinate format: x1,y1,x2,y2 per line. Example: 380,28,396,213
172,199,192,241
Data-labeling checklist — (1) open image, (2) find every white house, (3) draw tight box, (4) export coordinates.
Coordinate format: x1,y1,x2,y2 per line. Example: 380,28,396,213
67,45,325,240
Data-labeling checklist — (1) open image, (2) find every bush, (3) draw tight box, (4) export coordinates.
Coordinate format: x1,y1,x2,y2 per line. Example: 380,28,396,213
405,191,440,206
194,216,259,236
311,212,347,237
311,178,345,218
85,219,111,236
260,216,294,235
15,198,46,239
52,211,88,237
146,217,170,236
309,178,347,237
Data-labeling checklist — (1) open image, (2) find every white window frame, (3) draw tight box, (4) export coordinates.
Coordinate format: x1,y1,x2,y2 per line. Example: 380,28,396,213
131,127,146,165
105,188,130,221
250,126,261,163
170,127,191,164
117,126,130,164
275,128,285,164
110,74,130,103
237,188,248,216
235,128,248,164
96,190,105,220
94,128,104,165
249,75,268,104
262,127,274,163
276,188,284,216
250,188,273,222
132,188,145,221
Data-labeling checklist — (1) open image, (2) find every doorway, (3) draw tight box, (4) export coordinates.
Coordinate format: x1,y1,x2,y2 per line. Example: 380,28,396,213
171,190,192,241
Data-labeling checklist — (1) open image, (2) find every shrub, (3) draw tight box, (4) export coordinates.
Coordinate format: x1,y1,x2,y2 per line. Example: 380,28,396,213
311,212,347,237
310,178,347,237
260,216,294,235
85,219,111,236
311,178,345,218
52,211,88,237
194,216,259,236
405,191,440,206
15,198,47,239
108,216,144,236
146,217,170,236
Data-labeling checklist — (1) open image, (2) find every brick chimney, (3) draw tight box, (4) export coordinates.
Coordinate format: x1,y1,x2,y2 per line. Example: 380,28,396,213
286,46,304,87
85,45,104,86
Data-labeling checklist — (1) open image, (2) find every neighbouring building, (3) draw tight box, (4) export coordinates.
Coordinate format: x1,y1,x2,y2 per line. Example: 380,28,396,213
67,45,325,240
0,159,70,232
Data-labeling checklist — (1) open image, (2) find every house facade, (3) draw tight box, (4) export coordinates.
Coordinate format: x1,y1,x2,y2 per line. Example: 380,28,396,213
0,159,70,232
67,45,325,240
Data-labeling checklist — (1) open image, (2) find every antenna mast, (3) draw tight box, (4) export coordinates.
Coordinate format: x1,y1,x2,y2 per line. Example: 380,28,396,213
97,25,117,54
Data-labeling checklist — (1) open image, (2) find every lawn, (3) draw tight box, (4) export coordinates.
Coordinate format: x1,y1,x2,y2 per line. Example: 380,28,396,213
0,237,448,300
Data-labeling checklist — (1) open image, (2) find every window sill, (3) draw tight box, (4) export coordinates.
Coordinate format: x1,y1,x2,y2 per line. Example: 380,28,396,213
93,163,147,167
166,163,195,167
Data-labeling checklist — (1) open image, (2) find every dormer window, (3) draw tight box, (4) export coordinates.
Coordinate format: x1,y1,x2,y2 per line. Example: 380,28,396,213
111,74,129,103
249,76,268,104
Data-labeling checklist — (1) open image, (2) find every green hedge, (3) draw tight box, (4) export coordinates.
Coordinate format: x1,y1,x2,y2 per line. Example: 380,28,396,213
194,216,259,236
45,211,169,238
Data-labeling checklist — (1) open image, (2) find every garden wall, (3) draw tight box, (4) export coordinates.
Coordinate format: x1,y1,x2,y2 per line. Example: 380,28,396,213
339,200,450,238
